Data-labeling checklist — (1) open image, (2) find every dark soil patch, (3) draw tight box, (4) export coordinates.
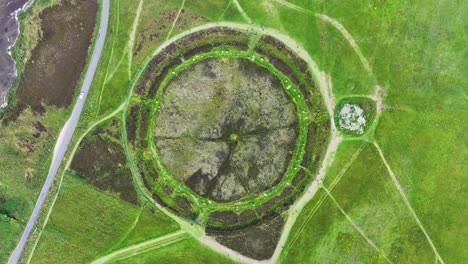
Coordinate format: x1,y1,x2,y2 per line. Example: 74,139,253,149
133,8,208,61
126,104,139,145
11,0,97,115
71,127,139,205
209,214,284,260
1,101,26,126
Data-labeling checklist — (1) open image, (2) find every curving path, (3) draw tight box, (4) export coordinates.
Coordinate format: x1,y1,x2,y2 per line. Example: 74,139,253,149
118,21,339,264
8,0,110,262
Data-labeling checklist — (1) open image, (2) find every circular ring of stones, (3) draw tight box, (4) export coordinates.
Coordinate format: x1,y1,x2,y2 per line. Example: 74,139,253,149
126,26,331,229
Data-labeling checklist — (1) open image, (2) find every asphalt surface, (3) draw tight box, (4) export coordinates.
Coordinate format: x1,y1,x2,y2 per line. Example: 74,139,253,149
8,0,109,262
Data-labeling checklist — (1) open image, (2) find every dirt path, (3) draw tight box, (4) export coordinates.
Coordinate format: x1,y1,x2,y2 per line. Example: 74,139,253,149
322,186,393,263
233,0,252,23
91,230,189,264
96,0,121,116
271,0,309,13
270,135,342,263
127,0,143,78
218,0,233,21
166,0,186,40
374,142,445,264
315,14,373,78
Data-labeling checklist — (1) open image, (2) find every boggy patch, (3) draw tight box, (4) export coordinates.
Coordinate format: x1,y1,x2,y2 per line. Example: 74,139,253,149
206,214,284,260
7,0,97,116
154,57,299,203
71,120,139,205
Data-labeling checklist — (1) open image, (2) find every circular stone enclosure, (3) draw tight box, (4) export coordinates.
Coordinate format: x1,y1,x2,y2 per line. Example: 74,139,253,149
154,57,299,203
127,26,331,228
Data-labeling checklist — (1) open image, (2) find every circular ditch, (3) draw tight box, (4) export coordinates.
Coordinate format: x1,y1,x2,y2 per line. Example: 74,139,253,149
126,26,331,229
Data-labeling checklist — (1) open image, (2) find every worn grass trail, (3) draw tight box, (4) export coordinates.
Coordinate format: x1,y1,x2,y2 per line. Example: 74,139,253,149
266,2,445,263
90,230,189,264
166,0,186,40
322,186,393,264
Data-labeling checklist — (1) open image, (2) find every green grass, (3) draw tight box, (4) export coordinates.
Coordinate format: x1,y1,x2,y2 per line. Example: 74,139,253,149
281,142,436,263
0,106,68,262
114,204,180,250
111,237,239,264
280,189,385,263
30,175,178,263
376,111,467,263
13,0,466,262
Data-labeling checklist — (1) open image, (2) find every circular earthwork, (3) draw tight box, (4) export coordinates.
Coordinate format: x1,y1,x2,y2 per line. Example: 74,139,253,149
126,26,331,230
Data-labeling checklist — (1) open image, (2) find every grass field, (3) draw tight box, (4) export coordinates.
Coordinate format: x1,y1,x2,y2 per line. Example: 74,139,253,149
0,0,98,261
111,237,239,264
280,142,437,263
2,0,465,263
30,175,178,263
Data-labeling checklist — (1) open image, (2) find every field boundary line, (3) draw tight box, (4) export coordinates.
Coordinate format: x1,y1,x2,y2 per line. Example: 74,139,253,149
25,103,125,264
166,0,186,41
233,0,253,24
322,186,393,264
373,142,445,264
90,230,188,264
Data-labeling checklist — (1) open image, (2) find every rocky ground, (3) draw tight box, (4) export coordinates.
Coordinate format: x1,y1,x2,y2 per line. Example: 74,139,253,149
0,0,29,107
154,57,299,202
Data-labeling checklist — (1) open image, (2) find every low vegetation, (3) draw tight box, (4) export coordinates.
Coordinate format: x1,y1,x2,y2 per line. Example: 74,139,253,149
1,0,463,263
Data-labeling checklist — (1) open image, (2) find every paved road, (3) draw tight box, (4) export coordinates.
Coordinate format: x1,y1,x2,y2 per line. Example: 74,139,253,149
8,0,109,262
